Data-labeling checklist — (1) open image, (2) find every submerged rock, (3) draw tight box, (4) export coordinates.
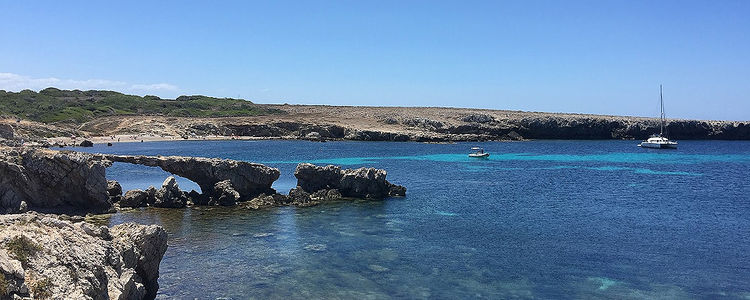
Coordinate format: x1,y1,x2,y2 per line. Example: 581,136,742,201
294,163,406,199
0,212,167,300
244,193,288,210
0,147,111,214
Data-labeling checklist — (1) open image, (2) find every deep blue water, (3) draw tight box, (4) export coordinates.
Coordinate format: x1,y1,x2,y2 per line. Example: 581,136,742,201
75,140,750,299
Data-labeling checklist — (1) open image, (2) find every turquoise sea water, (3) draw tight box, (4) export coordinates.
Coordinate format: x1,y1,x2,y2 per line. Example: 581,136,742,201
76,140,750,299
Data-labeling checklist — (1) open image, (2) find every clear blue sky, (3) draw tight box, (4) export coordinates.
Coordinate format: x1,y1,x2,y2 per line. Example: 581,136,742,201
1,0,748,120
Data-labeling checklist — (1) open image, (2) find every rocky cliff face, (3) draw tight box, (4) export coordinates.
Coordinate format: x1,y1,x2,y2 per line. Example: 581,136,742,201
0,212,167,300
0,147,111,214
98,154,279,200
293,163,406,199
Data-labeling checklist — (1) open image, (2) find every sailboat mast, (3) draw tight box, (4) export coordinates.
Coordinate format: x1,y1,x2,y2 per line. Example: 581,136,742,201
659,84,664,136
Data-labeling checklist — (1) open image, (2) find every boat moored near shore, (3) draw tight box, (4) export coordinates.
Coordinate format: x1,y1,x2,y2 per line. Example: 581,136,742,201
469,147,490,158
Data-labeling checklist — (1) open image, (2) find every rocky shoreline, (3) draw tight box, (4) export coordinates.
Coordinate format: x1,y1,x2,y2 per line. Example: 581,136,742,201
0,146,407,298
3,105,750,147
1,147,406,214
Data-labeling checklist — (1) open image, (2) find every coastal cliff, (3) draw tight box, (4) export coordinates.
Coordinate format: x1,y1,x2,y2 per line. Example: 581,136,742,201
74,106,750,142
0,147,111,214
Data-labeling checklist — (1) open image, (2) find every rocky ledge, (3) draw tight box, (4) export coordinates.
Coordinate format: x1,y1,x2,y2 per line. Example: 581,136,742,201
0,212,167,299
284,163,406,207
0,147,111,214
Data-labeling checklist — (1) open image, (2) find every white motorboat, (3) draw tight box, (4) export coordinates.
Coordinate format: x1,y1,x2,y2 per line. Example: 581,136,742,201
639,85,678,149
469,147,490,158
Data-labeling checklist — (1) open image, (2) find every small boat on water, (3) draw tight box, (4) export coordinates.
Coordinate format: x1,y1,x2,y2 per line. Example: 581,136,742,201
469,147,490,158
639,85,678,149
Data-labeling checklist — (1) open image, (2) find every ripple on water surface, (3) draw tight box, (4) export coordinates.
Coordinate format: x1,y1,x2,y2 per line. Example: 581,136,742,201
84,140,750,299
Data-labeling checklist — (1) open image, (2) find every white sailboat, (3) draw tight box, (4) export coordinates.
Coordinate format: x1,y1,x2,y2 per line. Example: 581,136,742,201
639,85,678,149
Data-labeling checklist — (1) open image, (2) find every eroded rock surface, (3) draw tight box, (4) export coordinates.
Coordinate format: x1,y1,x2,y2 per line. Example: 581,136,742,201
96,154,279,200
0,212,167,300
0,147,111,214
293,163,406,200
152,177,188,208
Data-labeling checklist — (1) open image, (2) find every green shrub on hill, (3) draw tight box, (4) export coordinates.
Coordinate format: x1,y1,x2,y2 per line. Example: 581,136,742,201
0,88,283,123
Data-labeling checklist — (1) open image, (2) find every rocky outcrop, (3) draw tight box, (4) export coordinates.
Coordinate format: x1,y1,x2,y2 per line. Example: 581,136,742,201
0,147,111,214
107,180,123,197
210,180,240,206
96,154,279,200
152,177,188,208
110,223,168,300
293,163,406,199
243,193,289,210
0,124,14,140
0,212,167,300
107,180,123,203
121,190,147,208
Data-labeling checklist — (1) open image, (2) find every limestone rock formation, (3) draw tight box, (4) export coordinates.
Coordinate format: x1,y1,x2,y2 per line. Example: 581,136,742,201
293,163,405,199
96,154,279,200
0,212,167,300
121,190,148,208
287,187,317,207
107,180,123,197
0,147,111,214
110,223,169,300
152,177,187,208
0,124,14,140
211,180,240,206
244,193,289,210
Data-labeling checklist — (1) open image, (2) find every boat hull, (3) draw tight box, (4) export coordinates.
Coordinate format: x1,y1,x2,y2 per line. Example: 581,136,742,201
469,153,490,158
639,142,677,149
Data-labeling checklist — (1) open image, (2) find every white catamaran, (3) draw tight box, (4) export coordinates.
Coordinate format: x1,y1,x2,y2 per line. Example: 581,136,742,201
639,85,678,149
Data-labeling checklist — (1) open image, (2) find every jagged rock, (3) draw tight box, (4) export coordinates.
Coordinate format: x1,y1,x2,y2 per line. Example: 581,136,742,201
339,167,393,198
294,163,406,199
0,124,14,140
288,187,317,207
462,114,495,123
144,186,157,206
0,147,111,214
0,212,167,300
95,154,279,200
304,131,323,141
107,180,123,197
187,190,206,205
110,223,168,300
244,193,289,209
389,185,406,197
294,163,342,191
310,189,343,201
153,177,187,208
79,140,94,147
121,190,147,208
211,180,240,206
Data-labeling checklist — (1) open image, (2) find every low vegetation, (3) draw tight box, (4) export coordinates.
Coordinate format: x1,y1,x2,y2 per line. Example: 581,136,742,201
31,277,52,299
0,273,7,297
5,235,41,265
0,88,284,124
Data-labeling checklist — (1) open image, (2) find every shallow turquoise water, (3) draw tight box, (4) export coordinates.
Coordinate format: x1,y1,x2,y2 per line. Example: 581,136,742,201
76,140,750,299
